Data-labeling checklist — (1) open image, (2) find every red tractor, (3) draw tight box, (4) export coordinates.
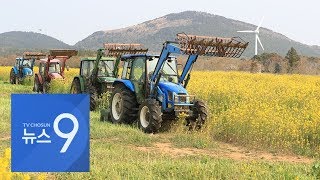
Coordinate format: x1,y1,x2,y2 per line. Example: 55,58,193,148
33,49,78,93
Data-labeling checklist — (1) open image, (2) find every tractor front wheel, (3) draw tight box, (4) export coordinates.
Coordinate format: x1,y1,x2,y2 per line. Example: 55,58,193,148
138,99,162,133
84,79,98,111
43,82,50,93
10,69,16,84
110,85,138,124
186,100,208,130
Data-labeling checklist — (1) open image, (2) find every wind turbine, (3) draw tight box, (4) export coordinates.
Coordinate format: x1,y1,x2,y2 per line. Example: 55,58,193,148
237,17,265,56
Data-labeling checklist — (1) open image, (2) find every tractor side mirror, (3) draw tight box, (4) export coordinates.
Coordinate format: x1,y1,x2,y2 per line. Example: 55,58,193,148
66,66,70,71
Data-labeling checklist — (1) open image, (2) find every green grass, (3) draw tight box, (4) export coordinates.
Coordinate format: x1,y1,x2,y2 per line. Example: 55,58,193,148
0,81,318,179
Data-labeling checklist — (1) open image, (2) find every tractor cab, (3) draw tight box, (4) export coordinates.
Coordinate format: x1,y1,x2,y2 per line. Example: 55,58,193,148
15,58,33,68
80,57,116,83
120,54,181,104
39,59,63,80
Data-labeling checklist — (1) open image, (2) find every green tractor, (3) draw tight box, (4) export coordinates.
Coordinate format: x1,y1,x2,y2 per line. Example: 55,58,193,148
70,43,148,111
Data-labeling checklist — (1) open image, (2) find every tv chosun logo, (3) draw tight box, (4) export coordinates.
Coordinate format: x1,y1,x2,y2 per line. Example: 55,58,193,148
22,113,78,153
11,94,89,172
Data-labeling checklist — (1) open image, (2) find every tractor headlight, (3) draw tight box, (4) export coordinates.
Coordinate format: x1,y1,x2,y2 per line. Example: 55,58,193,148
186,96,190,104
174,93,178,103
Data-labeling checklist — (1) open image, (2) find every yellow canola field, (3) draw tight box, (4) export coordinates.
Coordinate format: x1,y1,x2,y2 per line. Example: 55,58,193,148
0,148,46,179
188,71,320,156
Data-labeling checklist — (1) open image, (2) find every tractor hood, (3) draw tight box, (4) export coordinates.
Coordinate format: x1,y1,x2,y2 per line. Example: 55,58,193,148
158,82,187,94
98,76,116,83
49,73,63,79
22,67,33,76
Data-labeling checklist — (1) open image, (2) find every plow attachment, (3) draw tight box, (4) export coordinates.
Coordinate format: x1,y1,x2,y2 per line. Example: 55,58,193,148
176,33,249,58
104,43,148,57
49,49,78,58
23,52,46,60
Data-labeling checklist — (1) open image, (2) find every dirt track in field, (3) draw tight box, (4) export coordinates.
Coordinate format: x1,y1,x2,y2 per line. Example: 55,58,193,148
0,136,10,141
135,141,314,164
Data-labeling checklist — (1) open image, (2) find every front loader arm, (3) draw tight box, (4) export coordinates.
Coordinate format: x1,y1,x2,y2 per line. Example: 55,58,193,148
113,56,121,78
92,49,104,81
178,54,198,86
150,43,180,82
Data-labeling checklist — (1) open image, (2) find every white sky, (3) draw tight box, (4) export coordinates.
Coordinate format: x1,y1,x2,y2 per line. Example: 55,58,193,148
1,0,319,45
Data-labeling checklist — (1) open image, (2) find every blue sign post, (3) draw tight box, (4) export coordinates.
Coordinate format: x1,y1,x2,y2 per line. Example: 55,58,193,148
11,94,90,172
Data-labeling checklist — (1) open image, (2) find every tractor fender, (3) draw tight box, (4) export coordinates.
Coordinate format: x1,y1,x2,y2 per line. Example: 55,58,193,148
35,73,43,84
12,67,18,75
113,80,135,92
73,76,85,92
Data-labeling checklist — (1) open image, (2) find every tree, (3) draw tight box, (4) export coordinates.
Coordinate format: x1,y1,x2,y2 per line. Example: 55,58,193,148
274,63,282,74
286,47,300,73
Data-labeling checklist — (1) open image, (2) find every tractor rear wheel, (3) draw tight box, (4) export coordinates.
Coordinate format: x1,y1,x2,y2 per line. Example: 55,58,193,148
10,69,16,84
138,99,162,133
110,85,138,124
70,78,82,94
186,100,208,130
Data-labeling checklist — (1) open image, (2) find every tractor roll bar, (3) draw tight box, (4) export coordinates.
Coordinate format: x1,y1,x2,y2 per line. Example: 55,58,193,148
176,33,249,58
104,43,148,57
23,52,46,59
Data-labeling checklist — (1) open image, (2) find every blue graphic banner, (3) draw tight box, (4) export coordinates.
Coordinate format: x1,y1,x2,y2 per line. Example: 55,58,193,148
11,94,90,172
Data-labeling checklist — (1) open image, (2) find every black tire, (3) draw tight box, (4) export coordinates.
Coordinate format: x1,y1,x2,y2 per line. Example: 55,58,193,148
85,79,98,111
160,112,177,132
138,99,162,133
110,85,138,124
10,69,16,84
43,81,50,93
70,78,82,94
186,100,208,130
90,91,98,111
33,76,41,93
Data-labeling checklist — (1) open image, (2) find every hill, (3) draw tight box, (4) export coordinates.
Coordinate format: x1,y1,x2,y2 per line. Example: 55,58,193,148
75,11,320,57
0,31,71,55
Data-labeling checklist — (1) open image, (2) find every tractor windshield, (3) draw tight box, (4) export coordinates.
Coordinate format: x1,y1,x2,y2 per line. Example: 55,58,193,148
98,60,114,77
48,63,61,73
147,57,178,83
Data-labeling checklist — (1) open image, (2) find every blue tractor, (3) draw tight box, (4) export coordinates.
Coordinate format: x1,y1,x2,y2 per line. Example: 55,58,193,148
109,33,248,133
10,52,46,84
